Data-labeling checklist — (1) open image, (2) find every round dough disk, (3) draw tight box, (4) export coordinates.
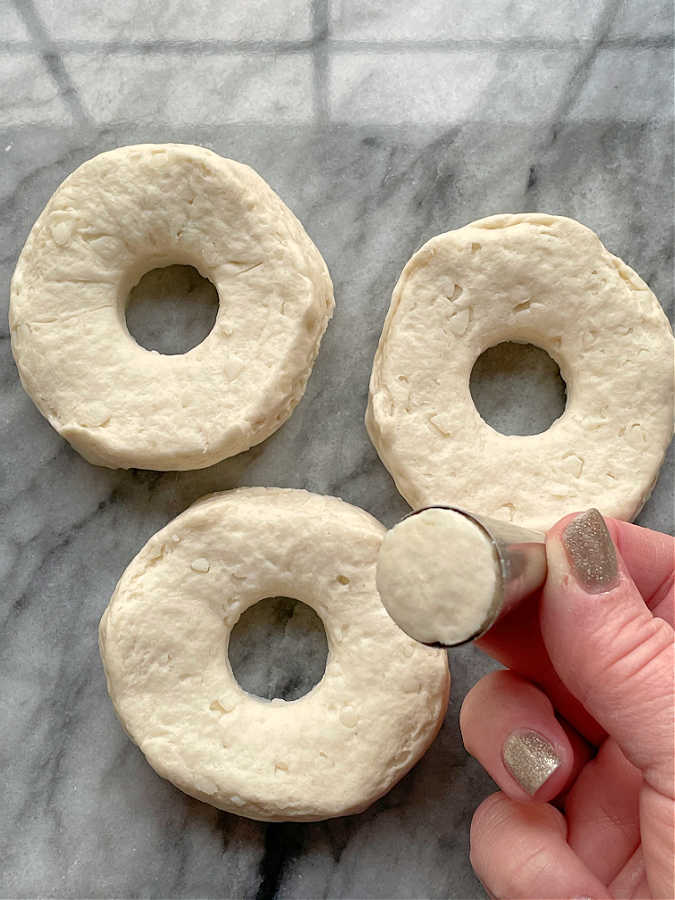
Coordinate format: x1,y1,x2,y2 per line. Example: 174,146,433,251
99,488,450,821
10,144,334,470
367,214,674,531
376,508,500,646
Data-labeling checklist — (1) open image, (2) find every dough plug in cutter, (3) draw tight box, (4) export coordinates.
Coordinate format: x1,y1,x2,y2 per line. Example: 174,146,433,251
375,506,547,648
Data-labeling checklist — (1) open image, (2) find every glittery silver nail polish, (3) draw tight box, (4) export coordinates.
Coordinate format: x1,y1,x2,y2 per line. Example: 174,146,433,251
502,730,561,796
562,508,618,594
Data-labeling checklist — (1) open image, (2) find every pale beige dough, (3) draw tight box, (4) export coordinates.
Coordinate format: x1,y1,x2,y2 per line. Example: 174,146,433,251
367,214,674,531
10,144,333,470
377,508,499,645
99,488,450,822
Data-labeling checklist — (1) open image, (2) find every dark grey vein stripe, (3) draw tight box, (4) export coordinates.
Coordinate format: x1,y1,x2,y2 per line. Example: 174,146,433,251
12,0,91,126
312,0,330,122
0,36,670,55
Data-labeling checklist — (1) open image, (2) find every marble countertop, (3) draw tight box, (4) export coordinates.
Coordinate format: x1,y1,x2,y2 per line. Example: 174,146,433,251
1,1,673,897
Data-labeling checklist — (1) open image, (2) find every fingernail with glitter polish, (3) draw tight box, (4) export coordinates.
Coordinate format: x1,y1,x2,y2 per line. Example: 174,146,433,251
562,508,619,594
502,730,561,796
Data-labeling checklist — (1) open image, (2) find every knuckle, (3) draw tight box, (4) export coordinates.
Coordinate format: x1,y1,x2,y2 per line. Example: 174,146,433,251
585,614,673,698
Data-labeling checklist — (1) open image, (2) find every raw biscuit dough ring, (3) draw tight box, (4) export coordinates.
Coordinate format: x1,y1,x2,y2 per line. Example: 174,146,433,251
10,144,334,470
367,214,674,532
99,487,450,822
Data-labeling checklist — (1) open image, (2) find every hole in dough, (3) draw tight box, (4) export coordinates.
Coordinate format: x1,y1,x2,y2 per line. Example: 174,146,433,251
126,264,218,355
470,341,567,436
228,597,328,701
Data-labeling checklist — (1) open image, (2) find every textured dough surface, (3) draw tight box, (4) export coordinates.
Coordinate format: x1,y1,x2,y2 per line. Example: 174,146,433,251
10,144,334,470
367,214,674,531
99,488,450,821
377,509,499,645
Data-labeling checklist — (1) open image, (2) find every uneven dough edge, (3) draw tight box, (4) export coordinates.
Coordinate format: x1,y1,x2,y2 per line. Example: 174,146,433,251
366,214,674,528
99,487,450,821
10,145,335,470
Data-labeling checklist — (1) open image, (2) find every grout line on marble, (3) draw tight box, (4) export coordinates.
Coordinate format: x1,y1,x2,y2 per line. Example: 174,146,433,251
1,115,672,139
0,37,671,55
305,36,673,53
543,0,624,137
11,0,91,128
311,0,330,123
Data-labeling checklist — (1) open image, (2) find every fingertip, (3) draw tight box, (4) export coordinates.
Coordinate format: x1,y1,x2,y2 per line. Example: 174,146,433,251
459,670,520,741
557,508,620,594
546,508,587,537
460,670,578,803
502,730,564,798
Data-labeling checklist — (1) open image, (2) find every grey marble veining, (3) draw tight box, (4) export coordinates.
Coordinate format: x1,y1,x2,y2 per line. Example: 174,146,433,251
1,1,673,898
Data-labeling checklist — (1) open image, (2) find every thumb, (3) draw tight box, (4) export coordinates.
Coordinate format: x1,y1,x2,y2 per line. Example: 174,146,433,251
541,509,674,798
542,509,674,899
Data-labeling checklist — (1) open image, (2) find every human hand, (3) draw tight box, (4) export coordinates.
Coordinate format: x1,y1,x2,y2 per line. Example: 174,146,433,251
460,510,674,899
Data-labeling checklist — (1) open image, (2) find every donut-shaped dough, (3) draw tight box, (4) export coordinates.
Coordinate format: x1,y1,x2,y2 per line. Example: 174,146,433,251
99,488,450,821
10,145,333,470
367,214,674,532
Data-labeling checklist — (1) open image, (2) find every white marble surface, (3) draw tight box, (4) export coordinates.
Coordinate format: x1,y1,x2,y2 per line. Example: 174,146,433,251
1,1,673,897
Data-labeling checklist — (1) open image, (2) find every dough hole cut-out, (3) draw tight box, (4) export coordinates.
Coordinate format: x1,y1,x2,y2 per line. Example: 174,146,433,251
228,596,328,701
126,264,218,355
99,488,449,821
367,214,674,531
470,341,567,436
10,144,334,471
